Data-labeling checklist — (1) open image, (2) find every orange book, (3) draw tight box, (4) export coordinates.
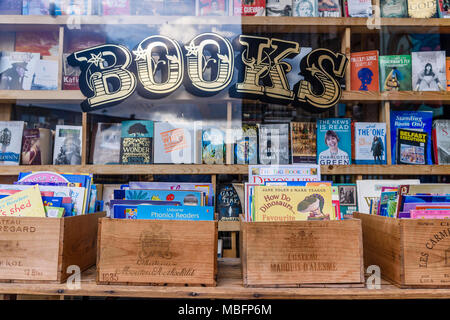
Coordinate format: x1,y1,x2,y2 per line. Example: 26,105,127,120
350,50,379,92
446,57,450,91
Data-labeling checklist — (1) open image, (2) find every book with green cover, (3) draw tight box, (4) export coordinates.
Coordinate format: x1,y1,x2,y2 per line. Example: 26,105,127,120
379,55,412,92
380,0,408,17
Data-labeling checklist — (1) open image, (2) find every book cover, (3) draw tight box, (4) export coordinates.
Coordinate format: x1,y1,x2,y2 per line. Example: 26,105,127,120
0,32,15,52
318,0,342,16
30,60,58,90
15,31,59,57
53,0,93,15
154,122,198,164
378,191,398,216
132,0,164,15
408,0,437,17
380,0,408,17
0,185,46,217
120,120,153,165
234,124,258,164
291,122,316,163
353,122,387,164
257,123,290,165
350,50,379,91
21,128,52,165
410,210,450,219
292,0,319,16
390,110,433,164
42,196,63,208
217,184,242,221
0,0,22,14
317,118,351,165
233,0,266,15
125,189,204,206
163,0,196,15
202,128,225,164
433,119,450,164
0,51,40,90
53,125,82,165
197,0,228,15
439,0,450,16
337,183,357,219
379,55,412,91
266,0,292,15
253,185,334,221
412,51,446,91
345,0,372,17
22,0,51,14
396,128,428,165
111,200,181,218
136,205,214,221
248,164,321,183
44,206,65,218
91,123,121,164
0,121,24,165
102,183,123,217
101,0,130,14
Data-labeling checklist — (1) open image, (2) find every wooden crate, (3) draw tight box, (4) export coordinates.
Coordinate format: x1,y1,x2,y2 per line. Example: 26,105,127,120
240,219,364,287
0,212,105,283
96,218,218,286
355,212,450,288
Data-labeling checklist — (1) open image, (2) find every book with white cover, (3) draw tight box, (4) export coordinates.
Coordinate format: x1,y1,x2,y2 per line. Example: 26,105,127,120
53,125,83,165
0,51,39,90
0,121,25,165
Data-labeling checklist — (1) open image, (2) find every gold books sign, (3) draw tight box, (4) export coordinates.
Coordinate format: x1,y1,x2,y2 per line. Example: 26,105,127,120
68,33,348,113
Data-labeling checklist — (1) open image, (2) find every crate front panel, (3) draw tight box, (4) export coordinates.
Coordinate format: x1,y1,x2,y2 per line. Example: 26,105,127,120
97,219,217,285
402,219,450,287
0,217,60,281
243,219,363,286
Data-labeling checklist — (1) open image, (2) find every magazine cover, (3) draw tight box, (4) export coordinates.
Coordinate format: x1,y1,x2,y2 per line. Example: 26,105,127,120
233,0,266,15
197,0,228,15
345,0,372,17
317,118,351,165
408,0,437,17
0,0,23,14
412,51,446,91
154,122,198,164
293,0,318,16
258,123,290,165
432,120,450,164
202,128,225,164
291,122,317,163
354,122,387,164
266,0,292,15
22,0,51,14
0,51,40,90
350,51,379,91
15,31,59,57
0,121,24,165
30,60,58,90
53,125,82,165
120,120,153,165
396,128,428,165
132,0,164,15
380,0,408,17
439,0,450,17
318,0,342,17
379,55,412,91
91,123,121,164
234,124,258,164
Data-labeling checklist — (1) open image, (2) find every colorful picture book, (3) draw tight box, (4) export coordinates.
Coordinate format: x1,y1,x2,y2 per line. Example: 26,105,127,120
353,122,387,164
379,55,412,91
412,51,446,91
120,120,153,165
249,164,321,183
53,125,82,165
350,51,379,91
439,0,450,17
136,205,214,221
317,118,351,165
432,119,450,164
0,185,46,217
125,189,204,206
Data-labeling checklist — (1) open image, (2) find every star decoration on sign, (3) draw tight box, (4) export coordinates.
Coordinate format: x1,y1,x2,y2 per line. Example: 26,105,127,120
87,52,105,67
185,42,199,57
133,46,148,61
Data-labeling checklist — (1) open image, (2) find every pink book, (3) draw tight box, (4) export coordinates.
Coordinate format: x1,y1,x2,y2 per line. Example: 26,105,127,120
410,210,450,219
0,189,53,197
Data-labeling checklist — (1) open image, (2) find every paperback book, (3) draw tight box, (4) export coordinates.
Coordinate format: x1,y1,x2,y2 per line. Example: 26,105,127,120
22,0,50,14
318,0,342,17
136,205,215,221
380,0,408,17
91,123,121,165
0,121,24,165
317,118,351,165
132,0,164,15
291,122,317,163
447,57,450,91
344,0,372,17
101,0,130,14
53,0,93,15
337,183,358,219
408,0,438,18
410,210,450,219
202,128,225,164
233,0,266,15
258,123,290,165
120,120,153,165
379,55,412,91
197,0,228,15
15,31,59,57
163,0,196,15
292,0,319,16
21,128,52,165
53,125,82,165
0,185,46,217
111,200,181,219
233,124,258,164
30,60,58,90
125,189,204,206
396,128,428,165
432,119,450,164
249,164,321,183
0,51,40,90
350,51,379,91
217,184,242,221
154,122,198,164
412,51,446,91
266,0,292,15
353,122,387,164
0,0,22,14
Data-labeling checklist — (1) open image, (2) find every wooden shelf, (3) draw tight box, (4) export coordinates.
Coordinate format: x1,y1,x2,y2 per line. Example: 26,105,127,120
2,259,450,299
0,164,447,176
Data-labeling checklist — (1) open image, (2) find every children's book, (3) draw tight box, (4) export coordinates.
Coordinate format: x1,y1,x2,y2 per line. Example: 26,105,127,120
337,183,358,219
217,184,242,221
44,206,65,218
350,51,379,91
317,118,351,165
248,164,321,183
111,200,181,218
0,185,46,217
410,210,450,219
136,205,214,221
125,189,204,206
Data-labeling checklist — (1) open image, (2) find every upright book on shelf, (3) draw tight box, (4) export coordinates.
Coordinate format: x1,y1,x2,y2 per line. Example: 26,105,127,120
21,128,52,165
408,0,438,17
120,120,153,165
350,51,379,91
396,128,429,165
0,0,22,14
53,0,93,15
292,0,319,16
438,0,450,17
0,121,24,165
22,0,51,14
131,0,164,15
101,0,130,14
318,0,342,16
412,51,446,91
30,60,58,90
353,122,387,164
53,125,83,165
432,119,450,164
164,0,196,15
291,122,316,163
233,0,266,15
0,52,40,90
344,0,372,17
266,0,292,15
379,55,412,91
15,31,59,57
197,0,228,15
202,128,225,164
380,0,408,17
91,123,121,165
233,124,258,164
317,118,351,165
257,123,290,165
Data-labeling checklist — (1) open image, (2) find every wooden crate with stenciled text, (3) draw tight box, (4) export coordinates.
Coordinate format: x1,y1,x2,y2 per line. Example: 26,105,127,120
96,218,218,286
355,212,450,288
240,218,365,287
0,212,105,283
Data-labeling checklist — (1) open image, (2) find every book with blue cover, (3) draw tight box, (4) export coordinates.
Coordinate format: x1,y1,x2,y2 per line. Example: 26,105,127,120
125,189,204,206
42,196,63,208
390,110,433,164
112,200,181,219
317,118,352,165
136,205,214,221
120,120,153,165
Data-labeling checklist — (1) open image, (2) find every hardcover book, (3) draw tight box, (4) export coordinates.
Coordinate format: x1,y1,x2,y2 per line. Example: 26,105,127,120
120,120,153,165
233,0,266,15
101,0,130,14
163,0,196,15
318,0,342,17
22,0,51,14
412,51,446,91
253,185,334,221
344,0,372,17
202,128,225,164
30,60,58,90
53,125,83,165
379,55,412,91
132,0,164,15
154,122,197,164
353,122,387,164
408,0,437,17
266,0,292,15
390,110,433,165
21,128,52,165
292,0,319,16
432,119,450,164
217,184,242,221
136,205,214,221
396,128,428,165
197,0,228,15
0,51,40,90
257,123,290,165
233,124,258,164
125,189,204,206
317,118,351,165
291,122,316,163
0,185,46,217
0,0,22,14
438,0,450,17
91,123,121,164
0,121,25,165
350,50,379,91
380,0,408,17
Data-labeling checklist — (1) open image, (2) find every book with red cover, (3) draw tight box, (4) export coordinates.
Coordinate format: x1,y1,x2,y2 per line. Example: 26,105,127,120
15,31,59,57
233,0,266,16
350,50,379,91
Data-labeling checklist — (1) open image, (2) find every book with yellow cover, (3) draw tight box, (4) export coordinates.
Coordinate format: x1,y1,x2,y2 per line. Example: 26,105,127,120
0,185,46,217
253,185,334,221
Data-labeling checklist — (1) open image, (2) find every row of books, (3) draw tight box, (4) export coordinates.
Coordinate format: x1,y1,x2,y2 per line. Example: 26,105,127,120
351,50,450,92
1,0,449,18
